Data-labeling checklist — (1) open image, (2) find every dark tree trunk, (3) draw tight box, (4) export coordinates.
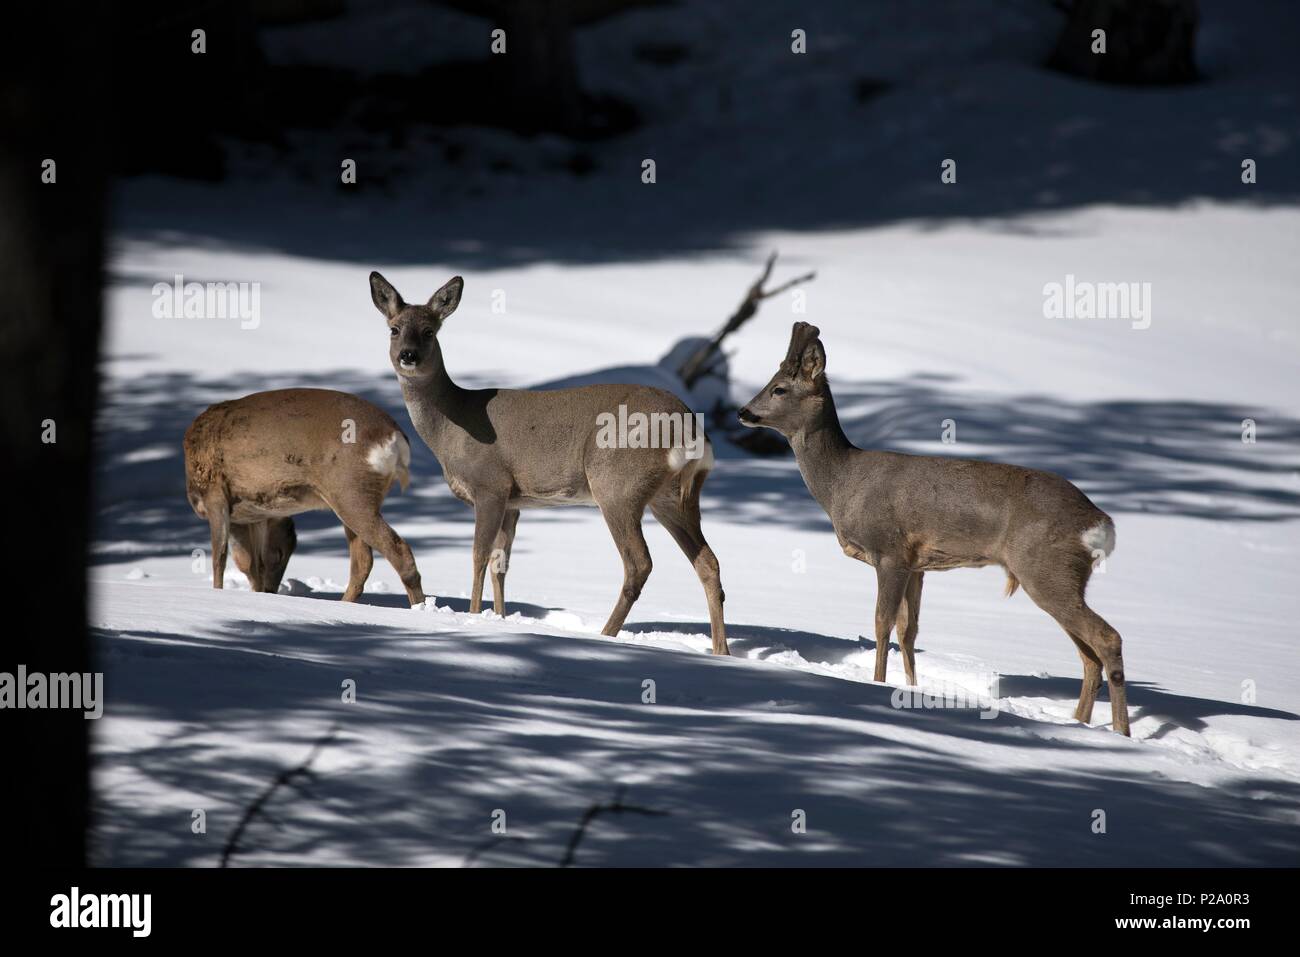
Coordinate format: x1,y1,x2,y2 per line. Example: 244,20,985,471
1048,0,1199,85
436,0,649,137
115,0,268,179
0,3,107,866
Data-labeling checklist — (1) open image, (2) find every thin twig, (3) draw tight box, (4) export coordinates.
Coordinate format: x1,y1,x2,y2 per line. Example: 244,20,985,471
677,251,817,388
219,726,338,868
559,785,668,867
460,833,529,868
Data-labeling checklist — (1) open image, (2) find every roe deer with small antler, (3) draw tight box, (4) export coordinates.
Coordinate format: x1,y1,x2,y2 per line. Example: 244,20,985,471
368,272,729,655
184,389,425,605
740,323,1129,734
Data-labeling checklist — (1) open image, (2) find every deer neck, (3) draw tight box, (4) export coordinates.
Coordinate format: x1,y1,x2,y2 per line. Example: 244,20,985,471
789,382,855,509
398,344,468,451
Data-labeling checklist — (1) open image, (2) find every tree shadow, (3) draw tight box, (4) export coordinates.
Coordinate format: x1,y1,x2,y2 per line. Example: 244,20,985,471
627,617,1300,731
90,612,1300,867
995,673,1298,729
303,590,562,621
92,366,1300,575
701,380,1300,526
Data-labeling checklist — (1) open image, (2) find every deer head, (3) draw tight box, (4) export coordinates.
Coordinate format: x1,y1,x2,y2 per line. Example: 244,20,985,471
229,517,296,593
738,321,828,437
369,272,464,382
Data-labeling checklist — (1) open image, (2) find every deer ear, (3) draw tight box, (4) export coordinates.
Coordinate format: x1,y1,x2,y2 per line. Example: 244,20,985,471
800,338,826,380
782,322,822,377
428,276,463,319
370,271,404,319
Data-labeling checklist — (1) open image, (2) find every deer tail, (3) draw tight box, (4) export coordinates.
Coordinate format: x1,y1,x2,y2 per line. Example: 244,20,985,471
367,430,411,493
667,437,714,508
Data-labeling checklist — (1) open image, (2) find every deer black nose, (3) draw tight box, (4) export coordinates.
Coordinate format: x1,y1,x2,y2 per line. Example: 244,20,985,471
398,350,419,365
738,407,760,424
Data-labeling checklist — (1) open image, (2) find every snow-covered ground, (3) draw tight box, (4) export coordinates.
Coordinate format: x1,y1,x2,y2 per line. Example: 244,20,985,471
90,0,1300,865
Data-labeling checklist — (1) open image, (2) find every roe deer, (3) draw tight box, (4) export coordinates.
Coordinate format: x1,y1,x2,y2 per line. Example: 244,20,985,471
184,388,425,605
739,323,1129,734
367,272,729,655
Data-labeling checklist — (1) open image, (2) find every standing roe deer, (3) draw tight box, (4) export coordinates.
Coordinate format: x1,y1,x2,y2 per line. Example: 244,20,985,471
184,388,425,605
739,323,1129,734
367,271,729,655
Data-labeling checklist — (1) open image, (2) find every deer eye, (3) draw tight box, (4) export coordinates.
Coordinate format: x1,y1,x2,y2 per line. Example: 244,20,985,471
389,326,399,337
772,386,788,397
422,328,435,340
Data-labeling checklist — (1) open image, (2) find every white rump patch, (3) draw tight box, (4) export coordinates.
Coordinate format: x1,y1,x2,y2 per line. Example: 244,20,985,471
1080,519,1116,557
666,439,714,473
367,432,411,489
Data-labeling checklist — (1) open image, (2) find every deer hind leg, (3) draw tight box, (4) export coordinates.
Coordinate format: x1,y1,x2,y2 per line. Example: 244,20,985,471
1017,561,1130,736
650,490,729,656
1068,631,1103,724
1085,613,1128,736
341,524,373,602
489,508,520,617
873,564,911,683
204,494,231,590
332,494,424,607
595,498,654,638
894,571,924,686
1064,609,1127,735
468,495,508,615
590,466,666,639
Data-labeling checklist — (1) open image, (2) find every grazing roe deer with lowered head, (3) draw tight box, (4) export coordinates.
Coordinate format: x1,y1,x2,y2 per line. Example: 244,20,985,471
368,271,729,655
739,323,1129,734
184,388,425,605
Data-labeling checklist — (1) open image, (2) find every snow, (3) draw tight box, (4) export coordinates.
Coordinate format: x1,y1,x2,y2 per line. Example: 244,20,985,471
90,0,1300,865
